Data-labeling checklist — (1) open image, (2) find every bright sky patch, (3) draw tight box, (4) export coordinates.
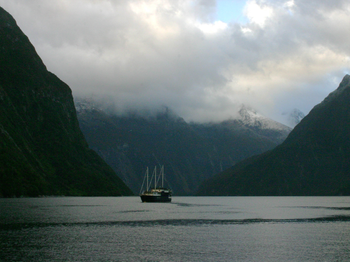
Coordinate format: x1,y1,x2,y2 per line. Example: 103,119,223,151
216,0,248,23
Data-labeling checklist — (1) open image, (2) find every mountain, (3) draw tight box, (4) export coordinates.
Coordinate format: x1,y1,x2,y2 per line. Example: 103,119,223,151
0,7,132,197
236,105,291,143
197,75,350,196
76,99,291,195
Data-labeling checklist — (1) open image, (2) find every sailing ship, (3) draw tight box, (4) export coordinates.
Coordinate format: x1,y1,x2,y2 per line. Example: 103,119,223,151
139,166,172,202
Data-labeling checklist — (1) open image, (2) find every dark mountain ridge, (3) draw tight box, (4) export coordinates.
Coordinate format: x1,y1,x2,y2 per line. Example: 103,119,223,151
0,7,132,197
76,98,291,195
197,75,350,196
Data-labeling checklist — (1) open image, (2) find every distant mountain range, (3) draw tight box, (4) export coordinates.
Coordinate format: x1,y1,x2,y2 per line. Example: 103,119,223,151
0,7,132,197
197,75,350,196
76,99,291,195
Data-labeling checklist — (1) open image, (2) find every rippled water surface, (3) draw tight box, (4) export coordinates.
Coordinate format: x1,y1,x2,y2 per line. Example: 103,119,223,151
1,196,350,261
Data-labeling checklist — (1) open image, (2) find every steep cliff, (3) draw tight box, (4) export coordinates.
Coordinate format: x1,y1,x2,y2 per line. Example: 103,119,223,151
197,75,350,196
0,7,132,197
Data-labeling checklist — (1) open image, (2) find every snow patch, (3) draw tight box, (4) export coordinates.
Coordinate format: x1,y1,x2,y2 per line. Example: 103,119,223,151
238,105,291,131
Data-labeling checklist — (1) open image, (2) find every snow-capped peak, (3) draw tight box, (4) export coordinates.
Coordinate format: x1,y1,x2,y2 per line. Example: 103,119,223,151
238,105,291,131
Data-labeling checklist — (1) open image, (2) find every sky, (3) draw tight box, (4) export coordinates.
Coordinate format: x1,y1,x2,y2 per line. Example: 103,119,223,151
0,0,349,126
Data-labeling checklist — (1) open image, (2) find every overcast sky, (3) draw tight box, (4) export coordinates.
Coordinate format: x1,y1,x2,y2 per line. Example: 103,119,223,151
1,0,349,126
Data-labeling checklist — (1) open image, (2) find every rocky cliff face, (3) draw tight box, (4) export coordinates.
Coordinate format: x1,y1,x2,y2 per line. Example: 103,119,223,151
0,7,132,197
197,75,350,196
76,99,291,195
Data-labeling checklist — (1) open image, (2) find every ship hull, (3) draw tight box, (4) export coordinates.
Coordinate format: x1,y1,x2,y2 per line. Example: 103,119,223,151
140,194,171,202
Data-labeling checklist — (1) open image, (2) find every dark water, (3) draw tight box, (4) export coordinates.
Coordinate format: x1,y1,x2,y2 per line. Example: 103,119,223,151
1,196,350,261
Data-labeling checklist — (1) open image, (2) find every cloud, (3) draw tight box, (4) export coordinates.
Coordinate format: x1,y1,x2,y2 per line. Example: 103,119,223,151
0,0,349,125
244,0,274,27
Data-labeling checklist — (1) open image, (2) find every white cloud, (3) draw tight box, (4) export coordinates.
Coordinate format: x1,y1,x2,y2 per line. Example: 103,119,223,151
195,20,228,34
0,0,350,125
285,0,294,9
244,0,274,27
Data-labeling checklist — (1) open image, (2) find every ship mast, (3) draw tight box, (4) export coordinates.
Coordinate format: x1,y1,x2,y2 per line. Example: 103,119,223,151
146,167,149,191
154,166,157,189
161,166,164,188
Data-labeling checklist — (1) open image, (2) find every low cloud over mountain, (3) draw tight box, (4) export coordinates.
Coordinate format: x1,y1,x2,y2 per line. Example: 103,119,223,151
0,1,349,125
